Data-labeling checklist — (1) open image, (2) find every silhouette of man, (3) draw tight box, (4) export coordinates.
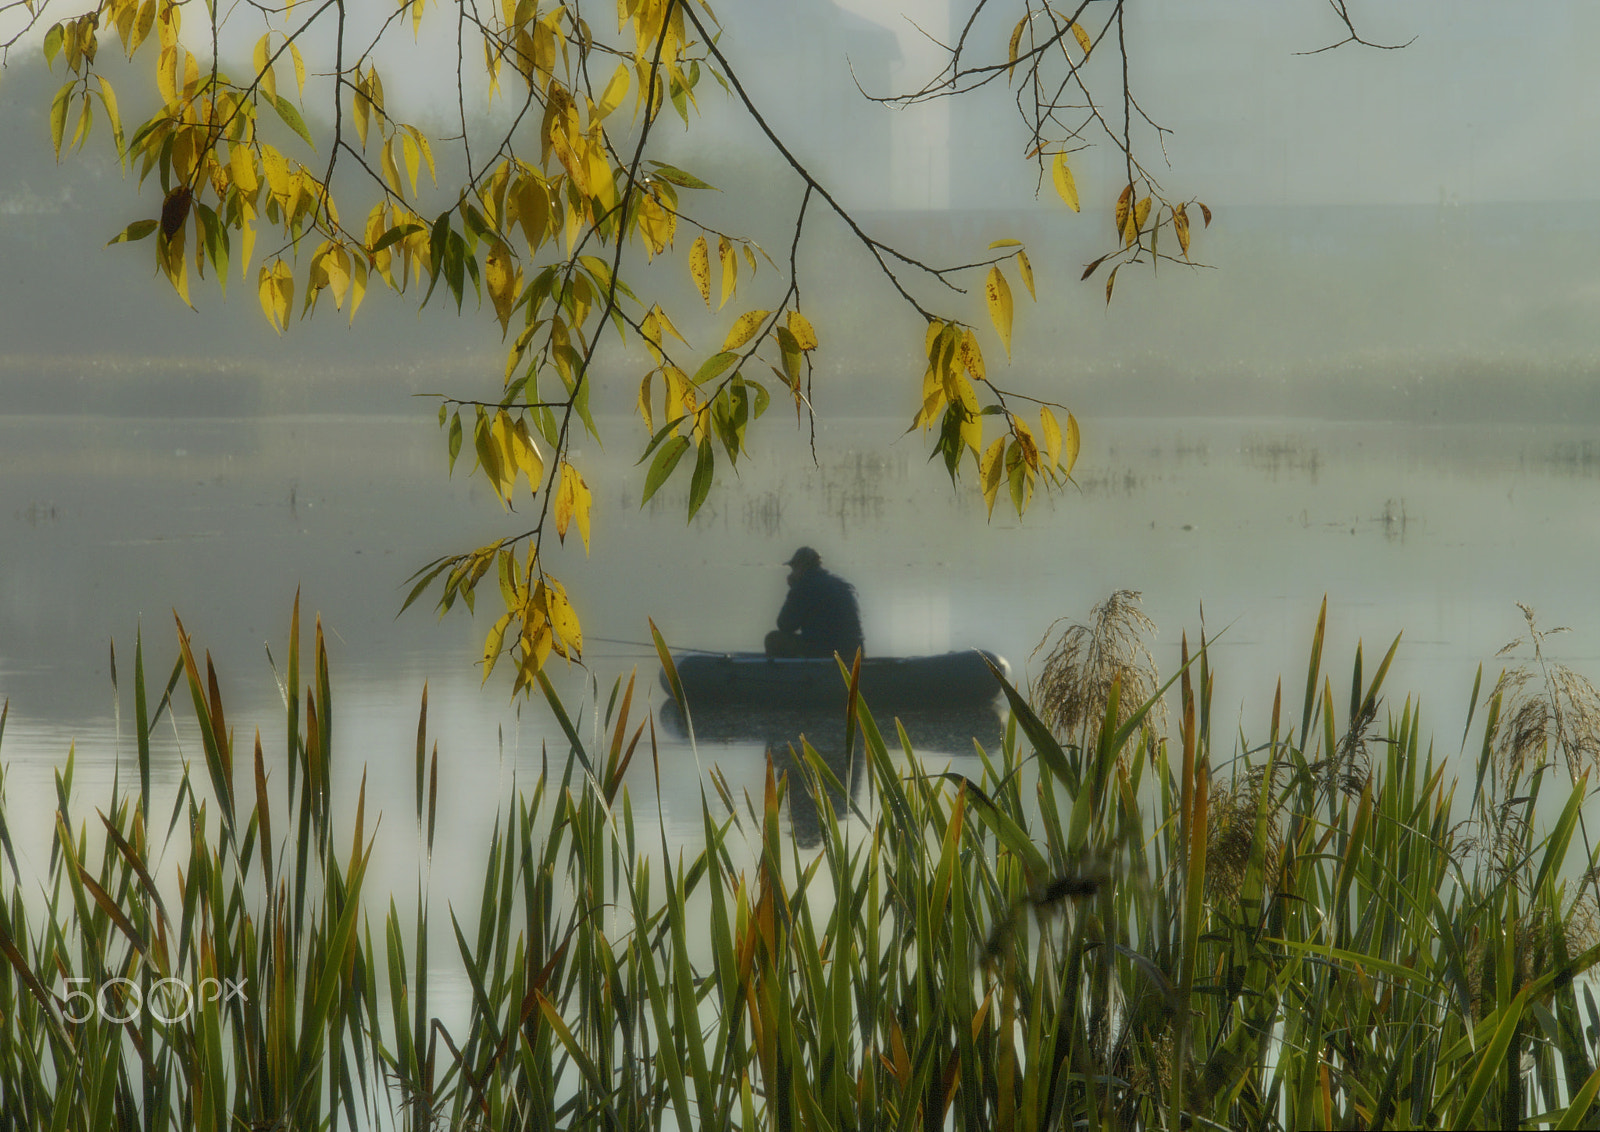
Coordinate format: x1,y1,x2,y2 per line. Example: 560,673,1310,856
763,547,865,659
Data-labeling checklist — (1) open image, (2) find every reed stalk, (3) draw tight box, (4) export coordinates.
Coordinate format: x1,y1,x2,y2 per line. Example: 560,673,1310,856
1,595,1598,1129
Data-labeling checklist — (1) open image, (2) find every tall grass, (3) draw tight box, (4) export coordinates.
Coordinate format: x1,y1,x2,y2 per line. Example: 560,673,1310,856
2,595,1600,1129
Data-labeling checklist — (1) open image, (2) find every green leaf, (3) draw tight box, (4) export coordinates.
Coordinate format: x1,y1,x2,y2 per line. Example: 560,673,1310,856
43,24,63,68
642,435,690,505
647,162,716,190
687,439,713,520
272,94,316,148
49,80,74,159
447,412,463,474
635,415,690,464
399,558,453,616
692,351,738,386
370,223,423,255
108,219,160,246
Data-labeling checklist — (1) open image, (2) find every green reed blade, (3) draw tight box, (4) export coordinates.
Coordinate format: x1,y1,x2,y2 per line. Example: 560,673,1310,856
132,628,151,822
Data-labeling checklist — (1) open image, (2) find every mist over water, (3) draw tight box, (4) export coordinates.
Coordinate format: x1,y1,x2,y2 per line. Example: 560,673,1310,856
4,409,1598,879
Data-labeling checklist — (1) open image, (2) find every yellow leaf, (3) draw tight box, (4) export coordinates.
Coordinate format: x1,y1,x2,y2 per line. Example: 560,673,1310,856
1016,249,1035,300
1039,405,1063,468
257,260,292,332
261,145,291,201
653,304,689,347
512,418,544,492
160,219,190,305
637,192,670,256
958,329,985,383
49,81,71,159
929,326,960,402
410,127,437,184
721,309,769,353
554,462,592,552
353,83,369,150
544,577,582,657
637,373,654,433
1052,152,1080,212
984,266,1013,359
587,139,616,214
717,235,736,309
324,244,351,309
689,233,710,305
1012,416,1039,471
158,1,179,49
665,366,694,423
640,310,663,364
402,130,422,196
1115,184,1132,240
289,41,306,96
1134,196,1151,235
514,177,549,249
347,257,367,322
1063,412,1081,477
157,44,178,103
485,240,520,332
980,436,1005,518
914,366,945,430
96,75,123,159
251,33,271,95
787,309,818,351
520,607,553,677
1071,21,1092,56
955,382,983,453
1174,204,1191,259
482,612,512,683
490,411,518,503
132,0,156,55
596,63,630,119
380,137,402,196
238,214,256,281
229,144,258,197
532,17,556,83
1007,16,1026,78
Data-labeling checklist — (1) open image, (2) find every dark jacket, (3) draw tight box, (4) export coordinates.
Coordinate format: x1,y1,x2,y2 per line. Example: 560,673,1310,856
776,568,864,658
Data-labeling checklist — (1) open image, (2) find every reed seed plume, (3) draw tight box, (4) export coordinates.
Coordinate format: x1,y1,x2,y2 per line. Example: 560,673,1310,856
1494,604,1600,784
1031,589,1167,753
1205,770,1278,905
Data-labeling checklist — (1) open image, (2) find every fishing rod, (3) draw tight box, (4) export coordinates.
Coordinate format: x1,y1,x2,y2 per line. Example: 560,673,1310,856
587,636,733,656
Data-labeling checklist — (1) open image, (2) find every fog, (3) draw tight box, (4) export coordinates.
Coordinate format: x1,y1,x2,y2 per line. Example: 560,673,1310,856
2,1,1599,424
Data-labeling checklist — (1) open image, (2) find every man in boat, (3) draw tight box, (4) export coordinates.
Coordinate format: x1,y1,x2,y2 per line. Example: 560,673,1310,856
764,546,865,660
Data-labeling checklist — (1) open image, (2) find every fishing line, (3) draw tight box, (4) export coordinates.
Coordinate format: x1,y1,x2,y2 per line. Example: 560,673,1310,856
586,636,732,656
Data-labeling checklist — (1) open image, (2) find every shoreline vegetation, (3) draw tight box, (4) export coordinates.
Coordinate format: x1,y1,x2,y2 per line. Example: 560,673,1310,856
4,594,1600,1129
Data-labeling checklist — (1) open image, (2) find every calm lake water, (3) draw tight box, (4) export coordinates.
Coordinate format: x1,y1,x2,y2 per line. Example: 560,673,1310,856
4,410,1600,903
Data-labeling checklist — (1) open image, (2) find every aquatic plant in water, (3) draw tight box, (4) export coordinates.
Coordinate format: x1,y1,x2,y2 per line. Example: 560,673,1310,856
0,596,1599,1129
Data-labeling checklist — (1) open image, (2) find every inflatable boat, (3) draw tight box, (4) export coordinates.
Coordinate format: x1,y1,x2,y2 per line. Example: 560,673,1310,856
660,649,1009,711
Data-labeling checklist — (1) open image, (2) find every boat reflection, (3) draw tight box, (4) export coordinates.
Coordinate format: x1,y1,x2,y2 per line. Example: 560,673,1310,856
657,702,1005,848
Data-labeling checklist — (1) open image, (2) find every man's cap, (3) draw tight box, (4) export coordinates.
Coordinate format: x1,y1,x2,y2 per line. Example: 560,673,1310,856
785,546,821,570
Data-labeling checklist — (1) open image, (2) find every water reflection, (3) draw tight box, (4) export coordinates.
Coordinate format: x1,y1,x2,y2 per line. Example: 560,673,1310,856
658,701,1005,848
